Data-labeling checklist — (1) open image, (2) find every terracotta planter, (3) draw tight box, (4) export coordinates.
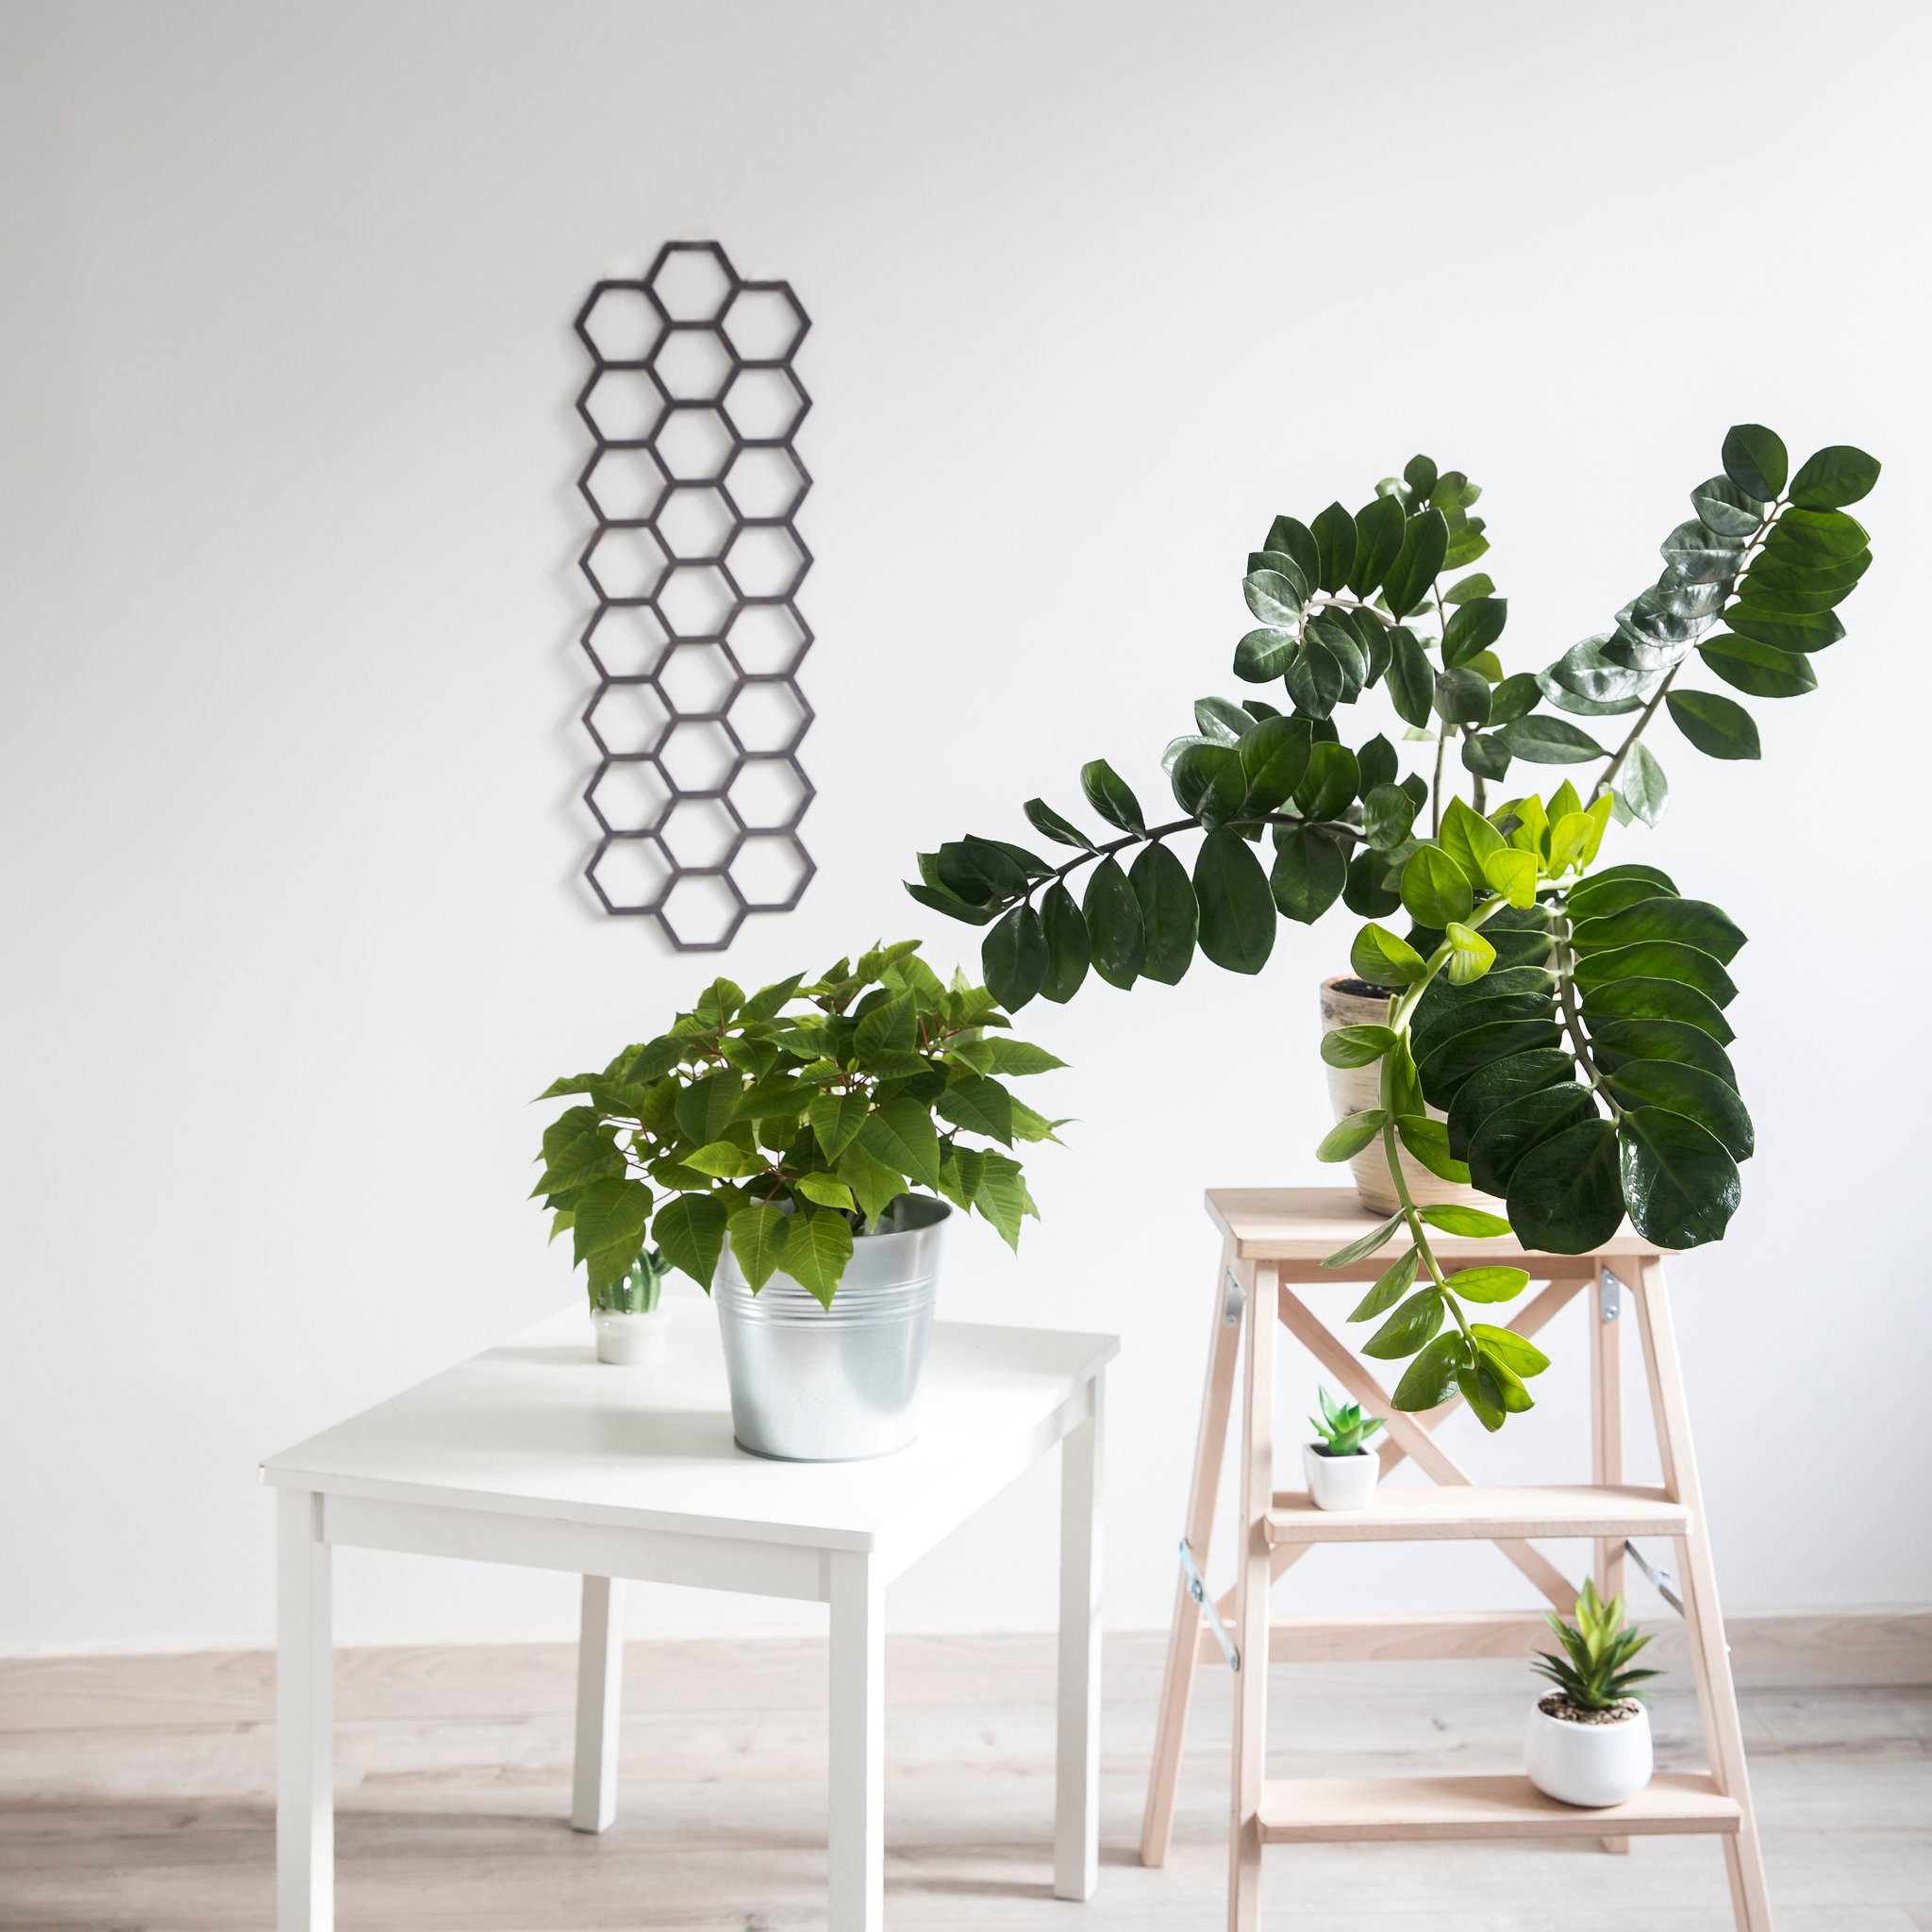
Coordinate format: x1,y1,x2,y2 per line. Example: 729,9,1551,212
1319,975,1507,1218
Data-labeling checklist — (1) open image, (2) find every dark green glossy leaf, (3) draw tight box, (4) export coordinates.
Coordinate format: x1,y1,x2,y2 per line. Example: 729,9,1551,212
905,880,999,925
1264,515,1322,588
1461,733,1512,782
1572,940,1736,1008
1411,991,1558,1074
1488,674,1541,727
1405,453,1440,497
1037,881,1090,1005
1311,501,1357,593
1285,635,1345,718
1080,758,1144,835
1348,1246,1420,1321
1570,895,1745,964
1743,552,1870,602
1362,1288,1444,1360
1445,1046,1576,1160
1417,1018,1565,1109
1362,782,1417,852
1580,976,1733,1045
1242,567,1304,629
1494,716,1607,764
1343,849,1404,918
1605,1062,1753,1161
1444,573,1494,604
933,837,1025,907
1081,856,1145,991
1619,1107,1740,1248
1722,605,1843,654
1349,493,1407,597
1564,864,1678,920
1386,626,1436,727
1506,1117,1624,1255
1434,666,1491,726
1585,1017,1737,1089
1023,798,1093,851
1611,741,1669,828
1271,825,1349,924
1382,508,1449,619
1788,443,1880,511
1172,741,1245,825
1442,596,1507,669
1764,506,1870,567
1722,424,1788,502
1309,613,1368,701
1235,626,1300,682
1690,474,1764,540
1392,1332,1468,1410
1193,827,1275,974
1129,841,1197,984
1357,733,1397,791
1293,741,1361,822
981,903,1047,1013
1467,1082,1597,1197
1238,714,1313,814
1195,696,1253,743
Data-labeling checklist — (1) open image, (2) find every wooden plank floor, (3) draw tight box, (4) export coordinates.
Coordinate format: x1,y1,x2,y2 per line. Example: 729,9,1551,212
1,1632,1928,1930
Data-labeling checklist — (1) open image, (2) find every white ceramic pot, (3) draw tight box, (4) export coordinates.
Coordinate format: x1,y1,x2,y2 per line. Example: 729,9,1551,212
1302,1441,1381,1510
1320,975,1507,1218
1524,1697,1653,1807
594,1307,671,1365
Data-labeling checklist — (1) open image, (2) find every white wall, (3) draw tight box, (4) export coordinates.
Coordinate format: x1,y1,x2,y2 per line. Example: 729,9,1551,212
3,0,1927,1651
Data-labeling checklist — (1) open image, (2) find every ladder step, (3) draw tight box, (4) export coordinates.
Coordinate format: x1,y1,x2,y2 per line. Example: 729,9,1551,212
1257,1772,1740,1843
1196,1609,1557,1666
1266,1483,1688,1545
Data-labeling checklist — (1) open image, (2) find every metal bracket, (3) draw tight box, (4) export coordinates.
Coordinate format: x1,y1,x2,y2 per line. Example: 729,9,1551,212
1600,1269,1623,1324
1223,1268,1247,1328
1180,1539,1239,1672
1623,1539,1684,1616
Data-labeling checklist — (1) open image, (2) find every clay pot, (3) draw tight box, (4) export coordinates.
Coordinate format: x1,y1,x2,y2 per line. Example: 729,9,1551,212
1319,975,1507,1218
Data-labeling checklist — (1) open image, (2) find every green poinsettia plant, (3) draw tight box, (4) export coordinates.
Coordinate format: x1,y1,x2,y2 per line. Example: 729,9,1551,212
533,941,1067,1309
904,425,1878,1427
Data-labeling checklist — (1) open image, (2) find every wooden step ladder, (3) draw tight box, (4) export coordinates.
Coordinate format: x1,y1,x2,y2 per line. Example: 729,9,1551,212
1139,1187,1772,1932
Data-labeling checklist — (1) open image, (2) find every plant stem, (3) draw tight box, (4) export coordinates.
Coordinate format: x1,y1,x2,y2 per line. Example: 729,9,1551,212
1551,909,1624,1117
1032,809,1362,897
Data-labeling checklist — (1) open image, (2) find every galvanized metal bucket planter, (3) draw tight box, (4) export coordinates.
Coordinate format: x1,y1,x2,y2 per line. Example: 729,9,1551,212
713,1194,950,1461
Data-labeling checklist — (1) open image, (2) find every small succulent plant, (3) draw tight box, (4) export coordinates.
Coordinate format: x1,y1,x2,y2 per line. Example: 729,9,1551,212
1533,1581,1660,1713
1307,1386,1385,1457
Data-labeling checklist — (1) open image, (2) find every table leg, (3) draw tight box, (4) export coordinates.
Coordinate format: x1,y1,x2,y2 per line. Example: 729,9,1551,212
276,1490,333,1932
828,1549,884,1932
572,1575,625,1833
1055,1375,1104,1901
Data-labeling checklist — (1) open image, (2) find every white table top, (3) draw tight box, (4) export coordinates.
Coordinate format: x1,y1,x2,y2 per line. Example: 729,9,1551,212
260,1302,1117,1557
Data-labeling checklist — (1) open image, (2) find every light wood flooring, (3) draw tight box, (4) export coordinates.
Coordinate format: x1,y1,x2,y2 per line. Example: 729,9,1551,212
2,1628,1928,1930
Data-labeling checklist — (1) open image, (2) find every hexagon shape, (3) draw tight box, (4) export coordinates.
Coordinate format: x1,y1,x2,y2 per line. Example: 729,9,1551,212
654,485,735,562
656,562,735,639
588,834,674,913
722,285,808,364
658,796,741,871
722,445,809,523
723,366,808,442
650,326,734,403
587,756,674,834
724,524,809,601
582,605,669,680
658,873,746,951
646,242,736,325
580,447,668,524
585,683,672,758
731,833,814,912
577,368,667,444
575,284,660,365
656,641,738,715
727,678,811,756
581,526,669,603
724,602,811,677
654,405,736,482
727,755,812,832
658,718,739,791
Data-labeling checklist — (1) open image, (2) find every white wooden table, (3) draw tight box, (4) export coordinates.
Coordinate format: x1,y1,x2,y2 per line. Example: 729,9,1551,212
259,1299,1117,1932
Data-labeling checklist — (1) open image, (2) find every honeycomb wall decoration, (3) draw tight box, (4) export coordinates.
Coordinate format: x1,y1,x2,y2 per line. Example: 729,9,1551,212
574,242,815,951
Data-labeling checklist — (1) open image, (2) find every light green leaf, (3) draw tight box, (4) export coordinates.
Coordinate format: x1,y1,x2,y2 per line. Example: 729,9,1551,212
1321,1024,1397,1069
725,1202,791,1291
1350,923,1425,987
1322,1210,1407,1267
1392,1332,1467,1410
1418,1205,1513,1237
837,1141,908,1225
1443,921,1496,987
1348,1246,1420,1320
776,1208,857,1308
1439,796,1507,888
1471,1324,1551,1377
1444,1264,1530,1304
1316,1109,1388,1162
858,1097,942,1190
1395,1114,1471,1184
1363,1288,1444,1360
1401,846,1474,928
683,1140,763,1178
652,1191,727,1288
1481,846,1538,908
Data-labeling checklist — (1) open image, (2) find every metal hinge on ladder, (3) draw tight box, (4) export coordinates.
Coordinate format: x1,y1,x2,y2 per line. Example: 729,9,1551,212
1622,1540,1684,1616
1180,1539,1239,1672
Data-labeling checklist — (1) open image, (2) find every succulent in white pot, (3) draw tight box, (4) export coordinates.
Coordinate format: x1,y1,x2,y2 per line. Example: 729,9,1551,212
1524,1582,1659,1807
1300,1387,1384,1510
591,1247,672,1364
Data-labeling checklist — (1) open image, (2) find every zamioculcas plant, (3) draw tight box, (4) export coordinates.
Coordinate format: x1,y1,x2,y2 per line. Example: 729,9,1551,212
904,426,1878,1426
533,941,1066,1307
